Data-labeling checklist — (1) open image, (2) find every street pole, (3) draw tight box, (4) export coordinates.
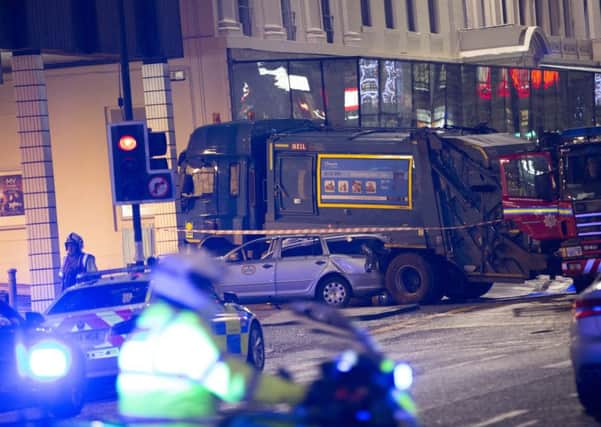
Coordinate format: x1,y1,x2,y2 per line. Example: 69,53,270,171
118,0,144,264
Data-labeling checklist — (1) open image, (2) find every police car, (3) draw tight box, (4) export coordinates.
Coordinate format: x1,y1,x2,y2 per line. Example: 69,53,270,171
0,299,86,417
42,267,265,379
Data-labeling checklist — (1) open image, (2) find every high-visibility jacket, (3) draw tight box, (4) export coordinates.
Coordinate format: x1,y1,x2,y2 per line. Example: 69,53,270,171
117,300,305,426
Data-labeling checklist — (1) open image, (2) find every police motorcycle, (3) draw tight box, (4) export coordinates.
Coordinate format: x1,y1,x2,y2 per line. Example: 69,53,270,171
221,301,418,427
64,301,417,427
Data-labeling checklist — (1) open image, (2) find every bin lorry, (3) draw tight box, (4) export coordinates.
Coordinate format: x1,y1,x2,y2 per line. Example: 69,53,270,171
499,126,601,292
178,121,555,304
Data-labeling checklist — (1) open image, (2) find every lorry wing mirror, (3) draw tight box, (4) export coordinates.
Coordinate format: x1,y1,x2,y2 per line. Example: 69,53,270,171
470,184,497,193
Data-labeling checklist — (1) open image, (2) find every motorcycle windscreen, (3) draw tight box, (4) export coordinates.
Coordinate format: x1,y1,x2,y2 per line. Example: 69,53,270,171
499,152,576,240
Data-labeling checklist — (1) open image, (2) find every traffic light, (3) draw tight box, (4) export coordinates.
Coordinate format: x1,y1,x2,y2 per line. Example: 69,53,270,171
107,121,175,205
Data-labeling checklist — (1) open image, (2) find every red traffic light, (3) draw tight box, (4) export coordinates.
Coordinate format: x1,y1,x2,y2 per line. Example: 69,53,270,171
118,135,138,151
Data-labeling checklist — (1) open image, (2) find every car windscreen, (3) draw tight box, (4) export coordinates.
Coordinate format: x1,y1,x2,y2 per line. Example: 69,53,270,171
47,280,150,315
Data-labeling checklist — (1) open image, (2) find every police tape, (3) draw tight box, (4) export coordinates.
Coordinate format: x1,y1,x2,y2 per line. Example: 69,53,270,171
176,219,504,237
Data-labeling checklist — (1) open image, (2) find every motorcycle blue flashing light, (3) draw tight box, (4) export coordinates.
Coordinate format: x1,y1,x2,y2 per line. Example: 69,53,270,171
16,339,72,381
336,350,358,373
393,362,413,390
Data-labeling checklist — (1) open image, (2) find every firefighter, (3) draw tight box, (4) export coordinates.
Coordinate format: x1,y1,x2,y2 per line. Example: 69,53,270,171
60,232,97,291
116,249,306,425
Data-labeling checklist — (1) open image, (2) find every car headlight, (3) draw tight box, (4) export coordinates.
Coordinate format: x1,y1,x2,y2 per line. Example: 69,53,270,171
561,246,583,258
17,339,72,381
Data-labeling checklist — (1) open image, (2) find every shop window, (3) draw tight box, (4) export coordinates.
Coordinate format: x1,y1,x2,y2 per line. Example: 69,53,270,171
413,63,431,127
323,59,359,127
289,61,326,121
380,60,412,127
360,58,379,127
231,61,292,120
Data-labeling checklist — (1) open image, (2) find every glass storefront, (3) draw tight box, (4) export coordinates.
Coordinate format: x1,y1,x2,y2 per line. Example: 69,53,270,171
230,57,600,138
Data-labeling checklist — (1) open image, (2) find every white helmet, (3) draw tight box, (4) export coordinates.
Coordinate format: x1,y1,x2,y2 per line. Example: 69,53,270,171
151,249,223,314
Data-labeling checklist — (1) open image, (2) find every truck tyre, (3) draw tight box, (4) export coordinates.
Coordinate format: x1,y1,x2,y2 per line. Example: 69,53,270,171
463,282,494,299
385,254,440,304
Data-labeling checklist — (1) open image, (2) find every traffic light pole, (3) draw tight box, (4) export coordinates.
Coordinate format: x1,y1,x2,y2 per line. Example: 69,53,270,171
118,0,144,265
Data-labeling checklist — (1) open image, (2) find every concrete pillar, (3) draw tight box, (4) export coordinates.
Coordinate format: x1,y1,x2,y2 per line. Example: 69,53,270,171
217,0,242,35
504,0,518,24
303,0,326,42
523,0,536,25
12,52,61,312
414,0,431,32
339,0,361,46
142,61,179,256
589,0,601,38
262,0,286,39
534,0,551,31
571,0,586,39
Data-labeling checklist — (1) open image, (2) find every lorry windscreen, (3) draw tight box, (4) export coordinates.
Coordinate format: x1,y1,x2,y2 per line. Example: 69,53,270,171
563,145,601,201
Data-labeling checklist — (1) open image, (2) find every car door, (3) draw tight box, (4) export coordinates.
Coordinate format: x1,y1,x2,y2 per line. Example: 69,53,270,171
274,236,328,298
220,238,276,302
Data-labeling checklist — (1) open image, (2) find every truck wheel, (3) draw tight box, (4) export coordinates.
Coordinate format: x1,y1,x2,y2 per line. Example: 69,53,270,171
463,282,493,299
385,254,440,304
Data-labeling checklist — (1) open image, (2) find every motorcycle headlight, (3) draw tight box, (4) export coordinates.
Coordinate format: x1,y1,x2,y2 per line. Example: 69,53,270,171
17,339,72,381
393,362,413,391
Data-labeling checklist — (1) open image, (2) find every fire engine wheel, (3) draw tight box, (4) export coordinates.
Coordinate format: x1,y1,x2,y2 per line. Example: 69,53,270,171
317,276,352,308
247,322,265,371
385,254,440,304
573,278,594,293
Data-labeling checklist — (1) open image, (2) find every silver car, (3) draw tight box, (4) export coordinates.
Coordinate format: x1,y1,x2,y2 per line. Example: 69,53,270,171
570,274,601,415
218,234,386,307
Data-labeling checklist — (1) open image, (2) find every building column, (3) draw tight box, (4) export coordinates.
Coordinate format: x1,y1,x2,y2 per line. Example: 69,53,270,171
589,0,601,38
142,61,179,256
503,0,517,24
262,0,286,39
12,52,61,312
217,0,242,35
302,0,326,42
339,0,361,46
571,0,587,39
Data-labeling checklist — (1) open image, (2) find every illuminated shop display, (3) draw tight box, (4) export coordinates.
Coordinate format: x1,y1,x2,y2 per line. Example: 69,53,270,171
230,57,599,136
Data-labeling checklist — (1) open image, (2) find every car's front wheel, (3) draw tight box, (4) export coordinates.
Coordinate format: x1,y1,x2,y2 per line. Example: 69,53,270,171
317,276,351,307
247,322,265,371
45,362,86,418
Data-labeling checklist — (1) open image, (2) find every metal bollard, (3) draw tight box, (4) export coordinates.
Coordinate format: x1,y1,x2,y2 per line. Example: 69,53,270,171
8,268,17,309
